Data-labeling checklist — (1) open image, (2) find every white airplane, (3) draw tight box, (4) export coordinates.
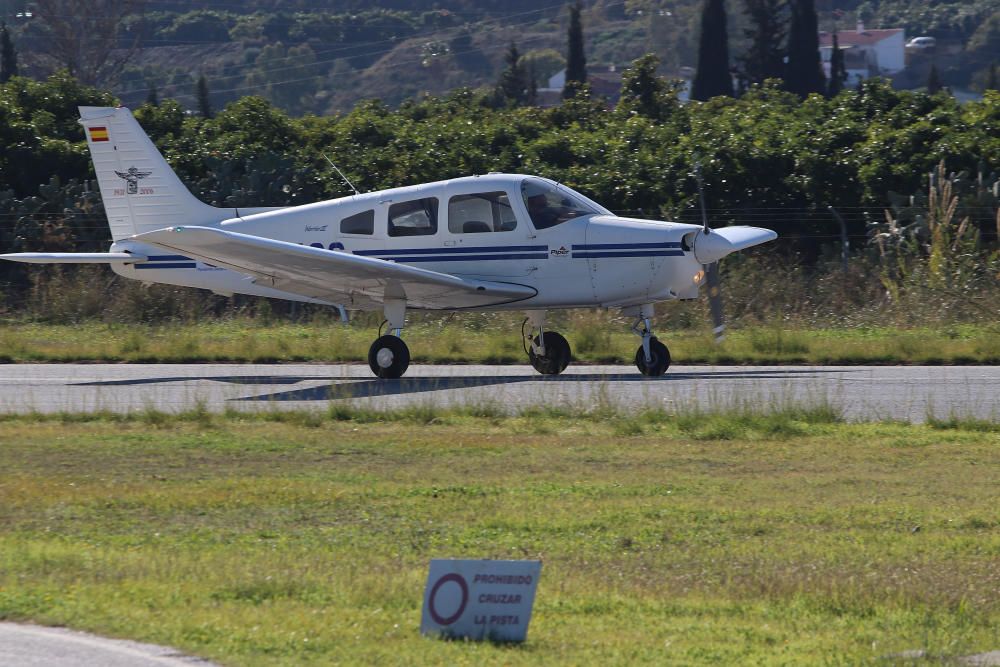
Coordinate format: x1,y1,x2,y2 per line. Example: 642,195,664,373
2,106,777,378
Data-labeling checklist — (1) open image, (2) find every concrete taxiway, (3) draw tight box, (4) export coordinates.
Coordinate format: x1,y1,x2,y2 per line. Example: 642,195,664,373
0,364,997,421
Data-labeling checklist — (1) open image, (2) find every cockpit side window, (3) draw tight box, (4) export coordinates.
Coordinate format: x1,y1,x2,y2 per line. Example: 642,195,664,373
520,179,598,230
388,197,438,237
448,192,517,233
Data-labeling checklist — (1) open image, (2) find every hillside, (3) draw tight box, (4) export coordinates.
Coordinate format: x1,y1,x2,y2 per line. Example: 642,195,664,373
3,0,998,115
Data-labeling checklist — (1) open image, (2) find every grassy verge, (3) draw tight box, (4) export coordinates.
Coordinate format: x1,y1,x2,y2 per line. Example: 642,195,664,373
1,406,998,664
0,319,998,364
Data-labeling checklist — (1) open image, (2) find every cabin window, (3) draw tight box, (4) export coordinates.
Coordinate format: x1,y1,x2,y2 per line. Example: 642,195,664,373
520,178,598,230
448,192,517,234
340,209,374,235
388,197,438,237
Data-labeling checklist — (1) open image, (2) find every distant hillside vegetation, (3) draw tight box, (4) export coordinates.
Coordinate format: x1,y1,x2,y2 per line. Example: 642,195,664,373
4,0,997,115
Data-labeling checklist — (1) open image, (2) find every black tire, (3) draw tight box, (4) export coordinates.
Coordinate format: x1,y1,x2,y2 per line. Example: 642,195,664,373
528,331,571,375
635,337,670,376
368,335,410,379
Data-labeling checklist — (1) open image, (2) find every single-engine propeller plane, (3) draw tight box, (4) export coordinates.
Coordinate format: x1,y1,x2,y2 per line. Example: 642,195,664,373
2,107,777,378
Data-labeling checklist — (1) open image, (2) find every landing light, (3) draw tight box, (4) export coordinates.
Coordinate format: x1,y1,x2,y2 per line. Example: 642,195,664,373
693,270,705,285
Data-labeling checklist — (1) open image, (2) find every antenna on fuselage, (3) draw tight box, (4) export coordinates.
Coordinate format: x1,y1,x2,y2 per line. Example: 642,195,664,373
322,153,361,196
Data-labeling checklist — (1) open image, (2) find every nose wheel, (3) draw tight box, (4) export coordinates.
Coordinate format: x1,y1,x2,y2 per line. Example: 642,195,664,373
635,337,670,376
629,304,670,376
368,334,410,379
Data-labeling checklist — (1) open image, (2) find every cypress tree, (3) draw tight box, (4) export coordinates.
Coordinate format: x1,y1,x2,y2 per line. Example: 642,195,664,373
927,64,942,94
784,0,825,97
1,22,18,83
563,1,587,99
146,83,159,107
986,63,997,91
196,74,213,118
827,32,846,97
527,61,538,106
691,0,734,100
741,0,787,87
495,42,529,107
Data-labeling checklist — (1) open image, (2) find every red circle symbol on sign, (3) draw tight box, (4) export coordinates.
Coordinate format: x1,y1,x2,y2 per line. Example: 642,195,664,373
428,573,469,626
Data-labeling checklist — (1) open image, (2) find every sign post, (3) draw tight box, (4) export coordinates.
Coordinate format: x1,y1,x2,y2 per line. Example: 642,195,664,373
420,559,541,642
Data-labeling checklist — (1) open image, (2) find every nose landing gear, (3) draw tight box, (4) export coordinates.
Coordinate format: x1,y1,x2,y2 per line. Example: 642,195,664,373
630,304,670,376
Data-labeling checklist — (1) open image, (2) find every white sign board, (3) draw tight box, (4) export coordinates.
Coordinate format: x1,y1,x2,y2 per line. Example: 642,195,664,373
420,559,542,642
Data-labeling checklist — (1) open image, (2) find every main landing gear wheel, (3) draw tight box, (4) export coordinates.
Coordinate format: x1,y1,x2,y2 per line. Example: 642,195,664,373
368,335,410,379
528,331,571,375
635,337,670,376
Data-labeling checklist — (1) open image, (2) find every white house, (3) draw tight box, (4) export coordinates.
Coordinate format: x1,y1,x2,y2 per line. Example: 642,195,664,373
819,21,906,80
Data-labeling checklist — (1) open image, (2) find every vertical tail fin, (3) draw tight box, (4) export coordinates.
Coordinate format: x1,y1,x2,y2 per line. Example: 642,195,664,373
79,106,223,240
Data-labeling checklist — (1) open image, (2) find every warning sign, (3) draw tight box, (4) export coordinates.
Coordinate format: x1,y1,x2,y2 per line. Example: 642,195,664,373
420,559,541,642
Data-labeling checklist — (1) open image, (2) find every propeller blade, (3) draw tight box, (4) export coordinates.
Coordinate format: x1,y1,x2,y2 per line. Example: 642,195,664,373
692,226,778,264
705,261,725,343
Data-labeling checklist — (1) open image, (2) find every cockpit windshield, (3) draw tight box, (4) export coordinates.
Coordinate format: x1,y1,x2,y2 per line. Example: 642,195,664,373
520,178,600,230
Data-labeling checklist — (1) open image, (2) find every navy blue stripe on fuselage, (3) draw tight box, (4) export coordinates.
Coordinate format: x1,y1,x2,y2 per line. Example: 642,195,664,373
134,262,197,269
354,245,547,257
571,242,682,250
371,253,548,263
146,254,191,261
572,250,685,259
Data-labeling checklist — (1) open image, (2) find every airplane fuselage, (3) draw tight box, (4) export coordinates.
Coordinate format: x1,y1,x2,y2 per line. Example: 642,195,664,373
110,173,707,310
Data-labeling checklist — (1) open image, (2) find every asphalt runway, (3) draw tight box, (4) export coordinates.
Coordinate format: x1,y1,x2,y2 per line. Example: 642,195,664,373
0,364,998,422
0,623,213,666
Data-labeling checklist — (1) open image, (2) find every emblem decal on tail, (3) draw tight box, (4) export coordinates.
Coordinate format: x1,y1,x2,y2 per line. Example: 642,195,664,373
114,167,153,194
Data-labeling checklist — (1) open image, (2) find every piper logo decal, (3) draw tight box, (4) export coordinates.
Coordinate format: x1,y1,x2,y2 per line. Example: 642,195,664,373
550,246,569,257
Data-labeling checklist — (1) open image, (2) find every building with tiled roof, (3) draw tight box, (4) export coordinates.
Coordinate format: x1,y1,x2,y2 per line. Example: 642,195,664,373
819,21,906,80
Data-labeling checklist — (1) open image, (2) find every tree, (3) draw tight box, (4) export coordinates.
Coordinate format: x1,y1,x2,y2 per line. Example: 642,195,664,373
784,0,825,97
495,42,529,107
526,61,538,106
927,64,943,94
31,0,144,86
827,32,846,97
146,83,159,107
1,22,18,83
691,0,734,100
989,63,998,91
741,0,787,87
616,54,681,121
196,74,213,118
563,1,587,99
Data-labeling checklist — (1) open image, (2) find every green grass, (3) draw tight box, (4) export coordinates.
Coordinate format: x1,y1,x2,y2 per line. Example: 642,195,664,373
0,319,998,364
1,407,998,665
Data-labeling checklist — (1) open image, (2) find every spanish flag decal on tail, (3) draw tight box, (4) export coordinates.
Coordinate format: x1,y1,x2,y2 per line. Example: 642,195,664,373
88,126,109,142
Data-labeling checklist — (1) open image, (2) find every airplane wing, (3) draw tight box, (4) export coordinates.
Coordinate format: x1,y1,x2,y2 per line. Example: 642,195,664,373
132,226,537,310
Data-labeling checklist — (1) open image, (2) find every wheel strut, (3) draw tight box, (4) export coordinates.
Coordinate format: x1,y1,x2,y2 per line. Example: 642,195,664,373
628,304,670,376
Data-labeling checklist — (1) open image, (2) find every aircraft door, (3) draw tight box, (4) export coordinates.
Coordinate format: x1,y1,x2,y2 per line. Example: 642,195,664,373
443,190,538,278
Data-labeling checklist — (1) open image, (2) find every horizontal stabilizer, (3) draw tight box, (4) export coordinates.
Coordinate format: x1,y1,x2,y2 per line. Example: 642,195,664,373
133,226,536,310
0,252,147,264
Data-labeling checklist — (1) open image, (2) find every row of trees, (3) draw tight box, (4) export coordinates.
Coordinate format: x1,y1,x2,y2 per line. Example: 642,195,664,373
692,0,828,100
2,66,997,239
1,66,997,319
